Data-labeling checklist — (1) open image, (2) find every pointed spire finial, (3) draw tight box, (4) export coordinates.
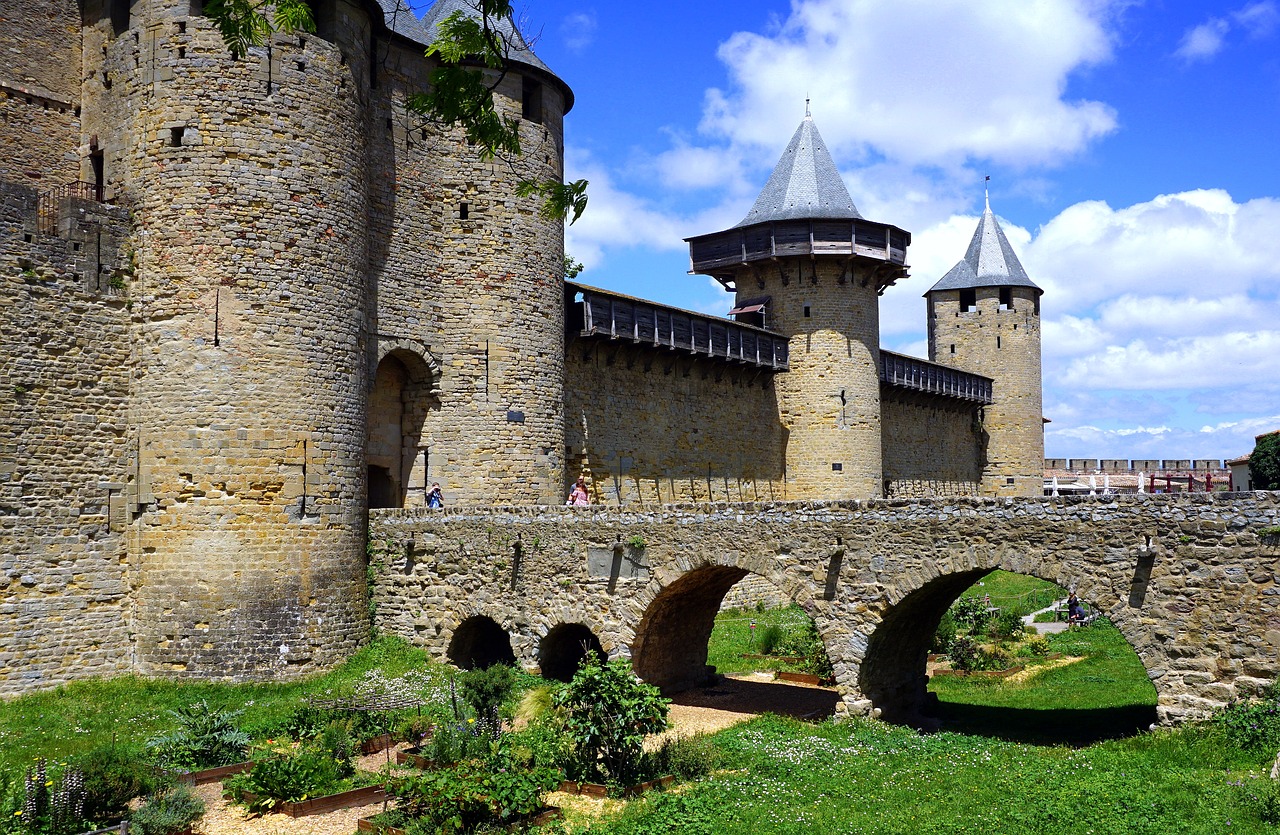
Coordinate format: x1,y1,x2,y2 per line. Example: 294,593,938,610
984,175,991,212
805,96,811,119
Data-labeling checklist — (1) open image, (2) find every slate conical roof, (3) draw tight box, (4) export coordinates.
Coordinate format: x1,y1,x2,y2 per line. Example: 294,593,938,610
735,117,862,227
417,0,555,76
927,196,1041,295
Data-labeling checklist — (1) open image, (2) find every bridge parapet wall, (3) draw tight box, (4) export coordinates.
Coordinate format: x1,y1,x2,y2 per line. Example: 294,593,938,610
369,493,1280,724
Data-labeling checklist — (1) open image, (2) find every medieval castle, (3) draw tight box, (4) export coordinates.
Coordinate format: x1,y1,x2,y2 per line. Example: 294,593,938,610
0,0,1042,694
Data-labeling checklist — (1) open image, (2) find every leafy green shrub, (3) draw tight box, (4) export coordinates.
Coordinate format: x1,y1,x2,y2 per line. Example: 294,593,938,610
932,610,956,654
756,624,784,655
1250,431,1280,491
949,636,980,672
1215,695,1280,754
422,720,490,767
147,700,250,771
459,664,516,732
222,748,347,814
776,618,834,679
950,596,992,631
315,720,357,779
1019,634,1051,657
397,715,434,747
648,733,721,781
554,655,669,785
77,744,158,822
388,737,558,834
989,610,1026,641
129,784,205,835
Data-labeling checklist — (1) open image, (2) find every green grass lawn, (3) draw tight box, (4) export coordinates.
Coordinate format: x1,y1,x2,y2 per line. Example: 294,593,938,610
929,618,1159,744
706,605,816,675
582,713,1275,835
0,636,445,774
959,569,1066,616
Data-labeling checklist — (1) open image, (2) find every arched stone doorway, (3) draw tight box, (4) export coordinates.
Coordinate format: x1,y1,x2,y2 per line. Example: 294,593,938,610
447,616,517,670
367,344,439,509
539,623,607,682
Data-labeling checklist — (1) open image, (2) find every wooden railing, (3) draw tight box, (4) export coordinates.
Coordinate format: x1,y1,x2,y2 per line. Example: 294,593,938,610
569,283,789,371
880,350,993,404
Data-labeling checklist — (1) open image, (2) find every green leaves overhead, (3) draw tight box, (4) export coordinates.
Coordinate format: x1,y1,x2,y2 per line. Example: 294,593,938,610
202,0,314,59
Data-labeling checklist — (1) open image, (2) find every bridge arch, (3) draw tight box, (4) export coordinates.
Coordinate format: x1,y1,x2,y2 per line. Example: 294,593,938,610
854,553,1158,727
446,614,517,670
538,622,607,682
629,558,833,694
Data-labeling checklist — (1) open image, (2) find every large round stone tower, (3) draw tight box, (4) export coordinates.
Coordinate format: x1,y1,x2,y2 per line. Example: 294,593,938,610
686,116,910,498
80,0,376,678
926,195,1044,497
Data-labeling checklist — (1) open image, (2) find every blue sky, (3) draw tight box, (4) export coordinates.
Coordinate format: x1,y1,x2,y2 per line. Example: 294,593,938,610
413,0,1280,462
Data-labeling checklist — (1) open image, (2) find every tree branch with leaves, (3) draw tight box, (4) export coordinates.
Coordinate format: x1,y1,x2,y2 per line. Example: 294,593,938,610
202,0,587,224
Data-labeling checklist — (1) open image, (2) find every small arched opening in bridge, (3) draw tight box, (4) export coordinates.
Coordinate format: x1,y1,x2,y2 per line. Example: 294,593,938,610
447,616,517,670
538,623,607,682
367,347,439,510
860,569,1157,744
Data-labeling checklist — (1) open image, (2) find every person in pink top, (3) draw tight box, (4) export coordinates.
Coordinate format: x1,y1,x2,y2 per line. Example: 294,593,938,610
567,475,590,507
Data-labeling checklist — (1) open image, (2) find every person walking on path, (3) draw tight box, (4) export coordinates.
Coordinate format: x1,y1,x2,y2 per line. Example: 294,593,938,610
567,476,590,507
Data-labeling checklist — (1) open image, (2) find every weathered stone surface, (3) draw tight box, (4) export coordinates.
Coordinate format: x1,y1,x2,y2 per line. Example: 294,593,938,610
371,492,1280,725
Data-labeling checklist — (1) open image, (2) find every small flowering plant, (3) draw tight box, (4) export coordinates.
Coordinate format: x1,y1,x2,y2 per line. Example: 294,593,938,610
0,758,86,835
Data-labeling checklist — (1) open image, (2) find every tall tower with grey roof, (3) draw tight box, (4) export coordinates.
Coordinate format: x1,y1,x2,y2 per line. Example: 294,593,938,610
687,116,911,498
926,195,1044,496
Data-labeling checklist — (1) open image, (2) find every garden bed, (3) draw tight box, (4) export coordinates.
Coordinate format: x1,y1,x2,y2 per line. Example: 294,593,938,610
558,775,674,799
359,733,397,756
739,653,805,663
394,747,439,769
931,652,1064,678
178,760,255,786
357,806,561,835
238,784,388,817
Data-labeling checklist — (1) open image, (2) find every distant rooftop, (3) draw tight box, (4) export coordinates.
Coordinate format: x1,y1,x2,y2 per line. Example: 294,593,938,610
374,0,571,110
927,196,1041,295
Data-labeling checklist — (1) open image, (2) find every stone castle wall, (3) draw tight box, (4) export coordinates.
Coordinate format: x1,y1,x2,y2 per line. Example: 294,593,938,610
880,393,983,497
369,32,568,508
0,181,134,694
744,262,885,499
369,492,1280,725
564,341,786,505
930,285,1043,496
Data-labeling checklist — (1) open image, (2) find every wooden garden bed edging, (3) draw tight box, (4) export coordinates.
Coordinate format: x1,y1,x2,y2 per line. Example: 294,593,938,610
176,760,254,786
360,733,397,755
740,654,805,663
238,784,388,817
558,775,674,799
357,806,561,835
775,671,831,686
394,747,440,769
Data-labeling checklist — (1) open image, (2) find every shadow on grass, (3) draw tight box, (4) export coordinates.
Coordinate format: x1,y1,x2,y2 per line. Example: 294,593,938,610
928,699,1158,746
671,676,841,722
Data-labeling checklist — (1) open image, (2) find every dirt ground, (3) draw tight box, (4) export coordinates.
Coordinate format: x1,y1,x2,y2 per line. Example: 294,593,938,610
189,673,838,835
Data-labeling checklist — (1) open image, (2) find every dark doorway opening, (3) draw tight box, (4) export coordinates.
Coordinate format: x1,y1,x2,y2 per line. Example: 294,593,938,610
447,616,517,670
539,623,606,682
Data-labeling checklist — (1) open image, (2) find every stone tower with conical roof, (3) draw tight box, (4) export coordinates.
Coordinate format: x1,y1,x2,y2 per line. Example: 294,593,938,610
926,195,1043,496
687,116,911,498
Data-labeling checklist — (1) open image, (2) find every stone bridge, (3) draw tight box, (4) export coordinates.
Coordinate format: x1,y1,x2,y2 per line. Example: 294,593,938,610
368,493,1280,725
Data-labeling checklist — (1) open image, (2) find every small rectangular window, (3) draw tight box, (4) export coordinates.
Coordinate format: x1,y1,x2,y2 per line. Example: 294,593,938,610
803,304,811,318
949,344,955,354
1005,477,1016,486
997,335,1001,349
999,287,1013,309
959,289,976,311
459,202,469,220
522,77,543,124
169,127,185,147
832,463,843,472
